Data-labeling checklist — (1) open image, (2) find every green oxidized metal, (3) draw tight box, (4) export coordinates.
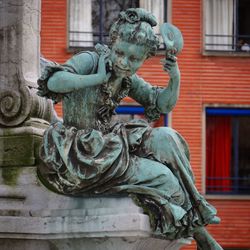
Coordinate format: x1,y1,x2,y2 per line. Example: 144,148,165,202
37,8,222,249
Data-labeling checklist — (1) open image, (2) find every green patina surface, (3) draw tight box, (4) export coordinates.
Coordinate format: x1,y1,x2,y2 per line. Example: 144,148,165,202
36,8,223,249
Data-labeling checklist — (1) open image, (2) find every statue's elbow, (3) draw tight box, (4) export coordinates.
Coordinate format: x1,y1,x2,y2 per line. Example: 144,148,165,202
47,74,61,93
159,101,177,114
164,106,175,114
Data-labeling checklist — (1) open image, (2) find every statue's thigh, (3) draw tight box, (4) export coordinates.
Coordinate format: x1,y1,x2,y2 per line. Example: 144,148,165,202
128,156,183,199
137,127,190,163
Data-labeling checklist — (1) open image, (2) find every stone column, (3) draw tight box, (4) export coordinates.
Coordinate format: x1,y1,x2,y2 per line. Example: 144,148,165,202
0,1,192,249
0,0,56,127
0,0,56,166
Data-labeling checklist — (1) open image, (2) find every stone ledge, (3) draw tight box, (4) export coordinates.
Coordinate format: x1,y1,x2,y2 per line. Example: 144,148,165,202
0,212,150,236
0,237,191,250
0,192,192,249
0,204,192,249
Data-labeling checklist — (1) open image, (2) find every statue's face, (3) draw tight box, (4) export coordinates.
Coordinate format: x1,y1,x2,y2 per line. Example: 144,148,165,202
110,40,148,77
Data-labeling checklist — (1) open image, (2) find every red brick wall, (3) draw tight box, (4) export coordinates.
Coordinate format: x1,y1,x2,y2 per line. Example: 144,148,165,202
41,0,71,63
41,1,250,248
171,0,250,249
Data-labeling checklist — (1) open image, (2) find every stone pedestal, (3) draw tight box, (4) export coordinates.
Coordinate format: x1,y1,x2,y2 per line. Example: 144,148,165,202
0,163,191,250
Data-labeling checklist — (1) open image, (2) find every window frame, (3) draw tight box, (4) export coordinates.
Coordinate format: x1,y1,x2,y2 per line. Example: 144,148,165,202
202,0,250,57
202,105,250,200
115,105,168,126
67,0,169,52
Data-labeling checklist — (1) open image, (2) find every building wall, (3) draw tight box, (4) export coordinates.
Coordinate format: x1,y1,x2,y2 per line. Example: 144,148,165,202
171,1,250,249
41,0,250,249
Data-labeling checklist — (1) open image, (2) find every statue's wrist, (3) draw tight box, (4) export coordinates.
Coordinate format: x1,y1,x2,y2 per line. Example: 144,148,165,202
95,74,106,84
169,69,180,79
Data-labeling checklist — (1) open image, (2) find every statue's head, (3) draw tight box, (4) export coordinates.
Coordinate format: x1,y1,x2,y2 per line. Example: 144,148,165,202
110,8,159,57
109,8,160,77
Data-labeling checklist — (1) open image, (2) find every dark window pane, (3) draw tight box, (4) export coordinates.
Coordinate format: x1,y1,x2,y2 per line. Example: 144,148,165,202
92,0,139,45
238,0,250,44
206,108,250,195
238,116,250,193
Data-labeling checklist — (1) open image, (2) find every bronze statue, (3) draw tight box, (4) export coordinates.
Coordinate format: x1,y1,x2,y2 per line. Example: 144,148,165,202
37,8,222,249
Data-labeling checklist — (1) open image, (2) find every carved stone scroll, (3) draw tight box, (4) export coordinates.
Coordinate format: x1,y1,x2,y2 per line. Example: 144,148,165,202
0,0,54,127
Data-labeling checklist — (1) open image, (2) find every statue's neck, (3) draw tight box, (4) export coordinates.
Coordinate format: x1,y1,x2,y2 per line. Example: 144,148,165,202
108,75,123,97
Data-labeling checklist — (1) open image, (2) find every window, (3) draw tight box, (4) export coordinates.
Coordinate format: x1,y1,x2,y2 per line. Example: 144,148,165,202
114,105,168,127
204,0,250,52
206,108,250,195
68,0,167,49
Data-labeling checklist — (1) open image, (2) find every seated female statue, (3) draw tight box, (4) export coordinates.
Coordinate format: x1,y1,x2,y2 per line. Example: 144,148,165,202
38,8,222,249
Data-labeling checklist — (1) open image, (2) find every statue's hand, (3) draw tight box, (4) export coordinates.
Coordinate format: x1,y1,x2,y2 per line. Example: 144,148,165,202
160,53,179,78
97,53,112,83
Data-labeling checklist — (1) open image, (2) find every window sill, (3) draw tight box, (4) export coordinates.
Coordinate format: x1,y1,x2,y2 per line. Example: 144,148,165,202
203,50,250,57
205,194,250,200
68,46,166,55
68,46,96,54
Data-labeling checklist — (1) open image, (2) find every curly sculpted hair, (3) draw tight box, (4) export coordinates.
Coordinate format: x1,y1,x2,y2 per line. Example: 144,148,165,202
109,8,160,58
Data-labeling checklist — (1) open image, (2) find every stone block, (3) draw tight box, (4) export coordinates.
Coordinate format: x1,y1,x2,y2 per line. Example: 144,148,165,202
0,119,48,166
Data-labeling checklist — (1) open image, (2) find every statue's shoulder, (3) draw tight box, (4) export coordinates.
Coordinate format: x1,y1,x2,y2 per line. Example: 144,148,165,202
65,50,99,75
64,44,110,75
73,50,99,63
